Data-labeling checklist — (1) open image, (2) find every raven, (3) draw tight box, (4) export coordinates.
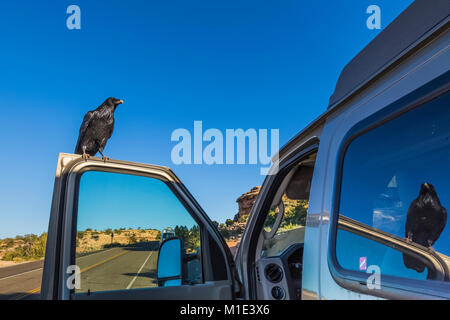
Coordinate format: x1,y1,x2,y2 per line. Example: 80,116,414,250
403,182,447,273
74,97,123,160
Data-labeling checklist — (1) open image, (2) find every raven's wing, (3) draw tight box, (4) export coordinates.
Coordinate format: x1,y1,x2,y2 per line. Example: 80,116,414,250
435,206,447,241
74,111,95,154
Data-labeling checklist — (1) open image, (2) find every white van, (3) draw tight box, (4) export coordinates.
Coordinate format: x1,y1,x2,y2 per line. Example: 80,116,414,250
41,0,450,300
160,228,175,244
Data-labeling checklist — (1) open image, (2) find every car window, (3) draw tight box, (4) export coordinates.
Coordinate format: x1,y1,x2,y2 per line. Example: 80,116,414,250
260,155,316,258
74,171,202,294
336,92,450,285
261,196,308,258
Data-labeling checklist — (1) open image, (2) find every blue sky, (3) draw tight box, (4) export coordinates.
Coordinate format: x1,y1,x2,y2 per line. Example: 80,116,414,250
78,171,198,231
0,0,414,238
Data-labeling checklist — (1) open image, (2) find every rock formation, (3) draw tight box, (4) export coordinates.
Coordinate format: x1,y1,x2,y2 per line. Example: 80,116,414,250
234,186,261,221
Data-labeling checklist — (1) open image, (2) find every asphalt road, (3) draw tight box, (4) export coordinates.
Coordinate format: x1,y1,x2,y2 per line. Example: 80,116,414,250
0,241,160,300
0,260,43,300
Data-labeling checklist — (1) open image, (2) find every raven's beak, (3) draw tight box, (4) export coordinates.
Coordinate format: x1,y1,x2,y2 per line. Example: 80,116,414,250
118,99,124,104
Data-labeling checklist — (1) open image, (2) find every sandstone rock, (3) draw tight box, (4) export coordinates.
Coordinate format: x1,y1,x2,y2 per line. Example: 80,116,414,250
234,186,261,221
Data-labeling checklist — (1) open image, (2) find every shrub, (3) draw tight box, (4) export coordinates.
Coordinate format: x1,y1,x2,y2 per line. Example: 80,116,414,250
220,228,230,239
239,214,249,223
5,238,15,248
129,233,137,244
2,233,47,261
175,225,200,252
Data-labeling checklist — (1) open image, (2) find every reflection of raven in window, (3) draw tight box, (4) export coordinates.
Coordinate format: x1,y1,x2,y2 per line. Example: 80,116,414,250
403,183,447,273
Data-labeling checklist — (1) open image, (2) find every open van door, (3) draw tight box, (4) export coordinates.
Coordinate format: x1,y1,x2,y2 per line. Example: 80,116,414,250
41,153,241,300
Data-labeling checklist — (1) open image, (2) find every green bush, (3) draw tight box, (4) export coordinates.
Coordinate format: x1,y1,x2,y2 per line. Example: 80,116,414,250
264,200,308,230
219,228,230,239
2,233,47,261
129,233,137,244
175,225,200,252
239,214,249,223
77,231,85,239
5,238,15,248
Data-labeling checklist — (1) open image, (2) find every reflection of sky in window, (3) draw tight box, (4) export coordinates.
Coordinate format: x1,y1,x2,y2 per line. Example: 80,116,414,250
337,92,450,277
337,229,427,281
77,171,197,232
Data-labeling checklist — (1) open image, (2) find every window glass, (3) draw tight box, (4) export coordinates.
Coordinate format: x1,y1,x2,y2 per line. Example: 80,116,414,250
261,157,315,257
75,171,202,293
336,92,450,284
261,196,308,258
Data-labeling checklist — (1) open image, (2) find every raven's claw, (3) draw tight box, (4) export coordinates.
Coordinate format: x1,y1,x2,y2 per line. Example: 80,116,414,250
427,240,435,253
406,231,413,243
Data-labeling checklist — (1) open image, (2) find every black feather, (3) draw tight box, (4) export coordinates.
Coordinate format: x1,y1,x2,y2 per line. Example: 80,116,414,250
74,97,123,156
403,183,447,274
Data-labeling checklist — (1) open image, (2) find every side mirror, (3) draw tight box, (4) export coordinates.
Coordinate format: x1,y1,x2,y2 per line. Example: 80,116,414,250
157,237,183,287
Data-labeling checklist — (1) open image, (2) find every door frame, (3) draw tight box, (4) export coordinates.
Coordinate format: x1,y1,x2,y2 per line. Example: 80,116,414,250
41,154,238,300
236,138,320,299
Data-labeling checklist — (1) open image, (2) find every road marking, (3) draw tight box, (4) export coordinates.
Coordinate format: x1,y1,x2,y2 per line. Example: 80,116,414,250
80,251,128,273
10,286,41,300
0,248,115,283
0,267,43,281
76,247,115,260
126,250,154,290
11,250,129,300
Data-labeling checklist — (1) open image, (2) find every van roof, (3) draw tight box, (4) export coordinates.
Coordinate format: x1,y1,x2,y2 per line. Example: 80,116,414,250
279,0,449,160
328,0,449,110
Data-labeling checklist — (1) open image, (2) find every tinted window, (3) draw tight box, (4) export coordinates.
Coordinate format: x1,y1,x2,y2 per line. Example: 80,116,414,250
336,92,450,286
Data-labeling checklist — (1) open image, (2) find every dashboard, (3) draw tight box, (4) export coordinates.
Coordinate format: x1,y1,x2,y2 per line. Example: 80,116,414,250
256,243,304,300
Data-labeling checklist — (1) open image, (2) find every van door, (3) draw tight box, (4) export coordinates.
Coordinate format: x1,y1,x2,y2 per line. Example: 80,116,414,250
41,153,240,300
234,139,320,300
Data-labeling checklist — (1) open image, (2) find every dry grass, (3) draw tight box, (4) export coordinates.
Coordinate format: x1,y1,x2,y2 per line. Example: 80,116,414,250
76,229,160,254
